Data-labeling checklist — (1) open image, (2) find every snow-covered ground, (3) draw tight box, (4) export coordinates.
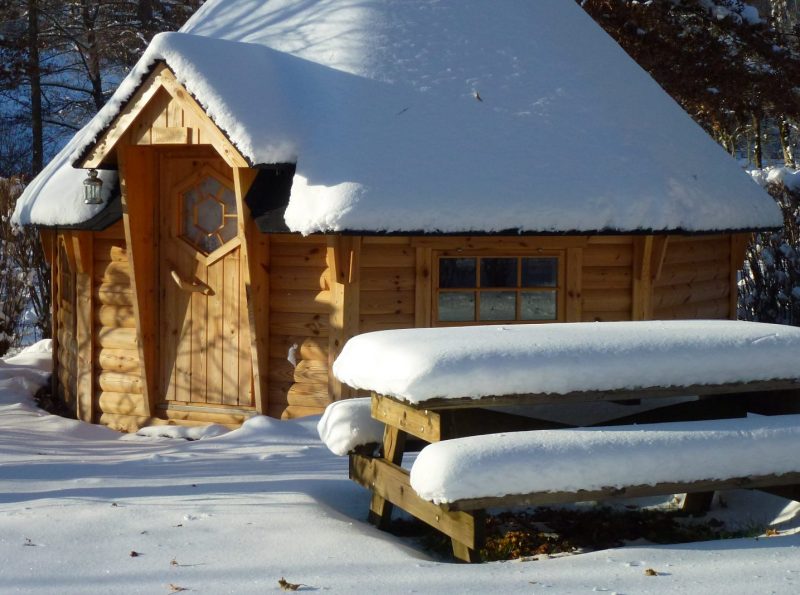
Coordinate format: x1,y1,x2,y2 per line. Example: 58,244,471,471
2,344,800,594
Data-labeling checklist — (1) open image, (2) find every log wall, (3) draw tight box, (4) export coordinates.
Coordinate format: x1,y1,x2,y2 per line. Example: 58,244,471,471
359,238,417,333
267,234,331,419
654,235,733,320
89,222,145,429
55,239,77,410
581,237,634,322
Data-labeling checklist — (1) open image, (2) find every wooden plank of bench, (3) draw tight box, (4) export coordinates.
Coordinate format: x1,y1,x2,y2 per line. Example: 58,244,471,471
350,453,484,562
372,393,571,443
406,379,800,411
440,472,800,512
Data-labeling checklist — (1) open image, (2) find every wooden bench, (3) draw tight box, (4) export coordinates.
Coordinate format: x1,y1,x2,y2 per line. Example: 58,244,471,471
349,381,800,562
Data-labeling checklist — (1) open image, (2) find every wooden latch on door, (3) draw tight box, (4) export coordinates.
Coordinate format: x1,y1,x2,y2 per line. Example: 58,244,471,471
170,269,214,296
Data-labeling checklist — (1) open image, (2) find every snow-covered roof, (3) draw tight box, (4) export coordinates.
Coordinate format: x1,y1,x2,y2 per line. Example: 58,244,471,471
13,0,782,233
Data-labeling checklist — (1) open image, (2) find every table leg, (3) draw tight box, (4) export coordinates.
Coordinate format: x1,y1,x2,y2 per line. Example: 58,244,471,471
368,425,406,530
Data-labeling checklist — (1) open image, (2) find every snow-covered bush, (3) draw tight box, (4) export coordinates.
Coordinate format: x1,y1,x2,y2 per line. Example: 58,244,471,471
739,173,800,325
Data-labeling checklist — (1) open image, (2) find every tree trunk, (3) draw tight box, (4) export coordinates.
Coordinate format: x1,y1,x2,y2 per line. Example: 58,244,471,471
752,112,763,169
779,116,796,168
82,0,105,110
27,0,43,175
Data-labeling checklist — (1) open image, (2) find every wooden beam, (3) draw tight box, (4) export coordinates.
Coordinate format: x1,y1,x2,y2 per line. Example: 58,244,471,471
410,236,590,250
327,235,361,400
414,247,433,327
81,64,171,168
118,145,158,417
156,68,249,168
350,453,484,561
383,380,800,411
39,229,55,266
233,167,269,415
651,236,669,282
372,393,442,442
150,126,191,145
565,247,583,322
632,236,654,320
444,471,800,512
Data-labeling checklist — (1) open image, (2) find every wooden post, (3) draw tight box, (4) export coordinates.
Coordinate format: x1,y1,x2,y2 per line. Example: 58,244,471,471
414,247,432,327
632,236,654,320
119,145,158,417
327,235,361,401
565,247,583,322
233,167,270,415
73,232,94,423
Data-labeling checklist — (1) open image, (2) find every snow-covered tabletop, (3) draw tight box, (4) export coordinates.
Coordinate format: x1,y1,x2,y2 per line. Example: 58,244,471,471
333,320,800,404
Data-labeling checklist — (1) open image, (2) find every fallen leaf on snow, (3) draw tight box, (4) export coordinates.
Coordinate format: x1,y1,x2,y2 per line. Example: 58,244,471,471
278,577,303,591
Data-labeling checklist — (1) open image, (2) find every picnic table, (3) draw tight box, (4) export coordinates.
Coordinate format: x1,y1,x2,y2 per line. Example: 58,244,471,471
333,321,800,562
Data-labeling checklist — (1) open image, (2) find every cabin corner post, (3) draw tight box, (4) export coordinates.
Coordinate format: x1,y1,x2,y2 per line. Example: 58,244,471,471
72,232,95,423
632,236,655,320
327,235,361,400
118,145,158,418
232,167,270,415
565,247,583,322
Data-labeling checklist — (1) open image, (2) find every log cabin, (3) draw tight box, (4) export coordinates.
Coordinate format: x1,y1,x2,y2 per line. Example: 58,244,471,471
13,0,782,431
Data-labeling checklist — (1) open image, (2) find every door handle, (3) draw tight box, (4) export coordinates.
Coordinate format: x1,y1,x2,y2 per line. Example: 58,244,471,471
170,269,214,296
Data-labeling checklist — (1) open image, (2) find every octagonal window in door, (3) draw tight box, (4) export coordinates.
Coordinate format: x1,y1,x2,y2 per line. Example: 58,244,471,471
179,174,238,255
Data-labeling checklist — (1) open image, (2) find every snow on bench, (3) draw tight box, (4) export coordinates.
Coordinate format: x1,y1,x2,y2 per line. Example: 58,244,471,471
409,414,800,507
332,320,800,403
317,398,384,456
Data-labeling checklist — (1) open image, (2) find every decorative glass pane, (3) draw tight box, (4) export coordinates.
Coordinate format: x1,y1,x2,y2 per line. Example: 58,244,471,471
438,292,475,321
520,291,557,320
220,217,237,243
479,291,516,321
522,258,558,287
220,186,237,211
195,196,224,234
199,176,223,201
439,258,476,288
200,234,222,254
480,258,517,288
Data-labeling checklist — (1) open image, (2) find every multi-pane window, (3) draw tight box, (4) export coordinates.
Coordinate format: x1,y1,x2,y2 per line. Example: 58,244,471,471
436,255,560,323
179,175,238,255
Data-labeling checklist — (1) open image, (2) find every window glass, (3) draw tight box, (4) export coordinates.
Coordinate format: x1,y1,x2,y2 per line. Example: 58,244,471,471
480,258,517,288
200,234,222,254
479,291,516,320
199,176,223,200
439,258,476,288
522,258,558,287
520,291,557,320
438,292,475,321
220,217,238,244
196,197,224,233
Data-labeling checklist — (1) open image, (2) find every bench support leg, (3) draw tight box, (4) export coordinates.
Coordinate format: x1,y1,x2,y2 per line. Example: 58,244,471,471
681,491,715,515
368,425,406,529
451,510,485,563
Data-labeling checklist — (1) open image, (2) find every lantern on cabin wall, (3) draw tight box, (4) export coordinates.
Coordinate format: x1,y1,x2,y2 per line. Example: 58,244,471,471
83,169,103,204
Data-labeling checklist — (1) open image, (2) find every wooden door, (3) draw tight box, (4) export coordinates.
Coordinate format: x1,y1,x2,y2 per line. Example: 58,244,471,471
158,155,253,409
